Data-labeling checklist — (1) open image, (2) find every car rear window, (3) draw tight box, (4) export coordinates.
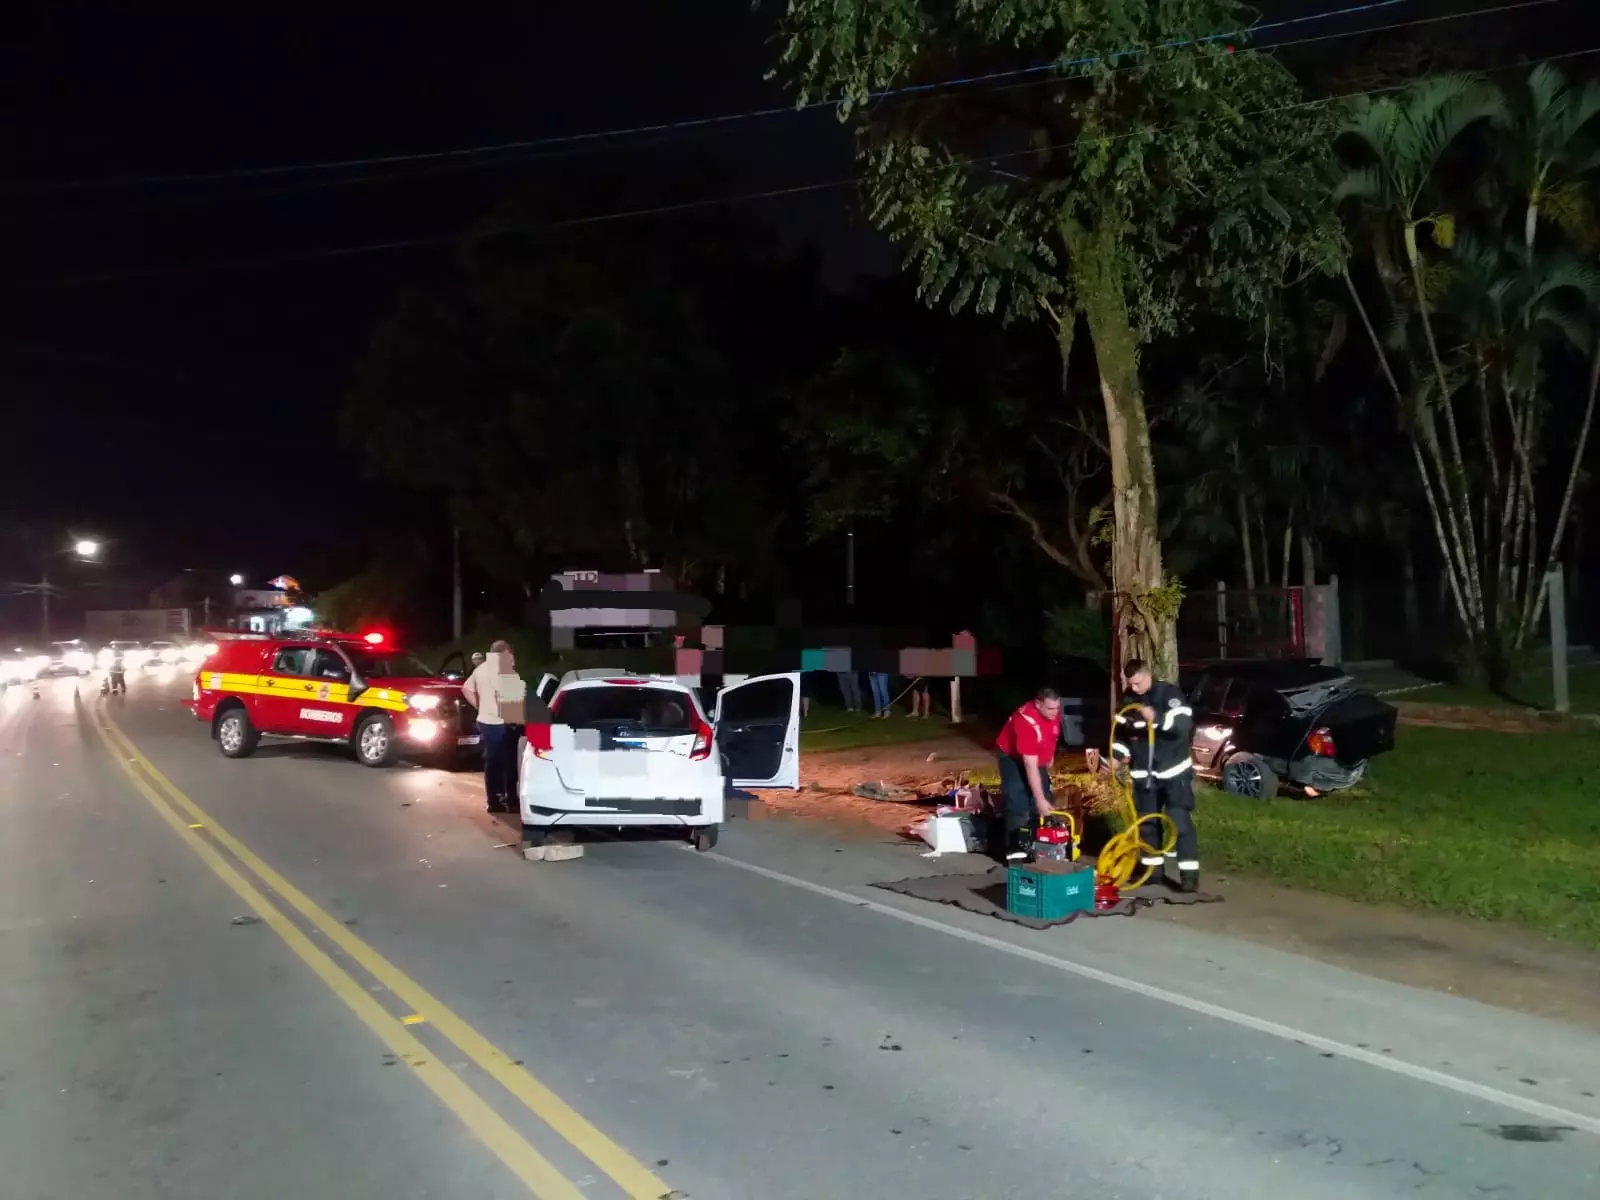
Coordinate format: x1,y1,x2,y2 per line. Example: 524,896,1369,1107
555,686,698,734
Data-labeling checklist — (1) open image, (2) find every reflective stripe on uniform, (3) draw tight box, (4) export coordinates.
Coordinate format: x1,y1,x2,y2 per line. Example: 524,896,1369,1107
1177,860,1200,870
1129,768,1149,779
1154,757,1193,778
1111,741,1131,757
1161,704,1192,731
1140,856,1164,866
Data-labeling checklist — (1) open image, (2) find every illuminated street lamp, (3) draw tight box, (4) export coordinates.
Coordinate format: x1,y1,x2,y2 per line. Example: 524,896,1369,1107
229,573,244,586
37,537,102,640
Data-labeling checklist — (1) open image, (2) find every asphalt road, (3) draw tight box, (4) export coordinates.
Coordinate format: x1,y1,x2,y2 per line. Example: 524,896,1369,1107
2,672,1598,1199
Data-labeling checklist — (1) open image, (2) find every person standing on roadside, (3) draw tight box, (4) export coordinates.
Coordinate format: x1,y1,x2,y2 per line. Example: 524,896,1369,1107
993,687,1063,861
462,639,519,814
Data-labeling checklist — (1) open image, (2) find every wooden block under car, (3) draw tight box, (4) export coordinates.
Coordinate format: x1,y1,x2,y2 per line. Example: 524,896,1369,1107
522,843,584,862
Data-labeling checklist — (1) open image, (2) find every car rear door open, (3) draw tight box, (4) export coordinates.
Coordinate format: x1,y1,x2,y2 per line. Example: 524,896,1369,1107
715,672,801,789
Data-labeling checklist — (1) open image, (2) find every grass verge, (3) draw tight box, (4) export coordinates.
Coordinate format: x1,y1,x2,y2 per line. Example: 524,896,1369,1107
1198,723,1600,947
800,704,976,753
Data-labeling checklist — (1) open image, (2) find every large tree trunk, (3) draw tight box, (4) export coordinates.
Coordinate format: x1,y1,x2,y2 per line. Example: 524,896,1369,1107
1077,248,1176,680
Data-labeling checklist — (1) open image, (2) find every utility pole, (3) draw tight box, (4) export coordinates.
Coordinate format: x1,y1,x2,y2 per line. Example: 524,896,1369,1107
845,522,856,608
1549,563,1570,714
451,524,464,640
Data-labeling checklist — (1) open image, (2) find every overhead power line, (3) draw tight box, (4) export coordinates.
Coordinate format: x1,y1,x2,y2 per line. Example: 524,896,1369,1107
33,42,1596,290
4,0,1414,195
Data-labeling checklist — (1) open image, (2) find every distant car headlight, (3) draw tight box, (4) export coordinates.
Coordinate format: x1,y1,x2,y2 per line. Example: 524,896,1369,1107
69,651,93,671
407,692,442,712
96,648,114,669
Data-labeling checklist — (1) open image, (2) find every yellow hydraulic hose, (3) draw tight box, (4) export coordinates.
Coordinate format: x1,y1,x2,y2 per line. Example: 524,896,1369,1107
1094,702,1178,891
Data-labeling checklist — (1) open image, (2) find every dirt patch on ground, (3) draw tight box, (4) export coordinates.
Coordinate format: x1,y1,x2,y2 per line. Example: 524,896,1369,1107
764,738,1001,836
1147,872,1600,1032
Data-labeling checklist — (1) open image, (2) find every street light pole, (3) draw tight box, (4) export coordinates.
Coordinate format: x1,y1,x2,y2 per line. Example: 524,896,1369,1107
37,539,100,641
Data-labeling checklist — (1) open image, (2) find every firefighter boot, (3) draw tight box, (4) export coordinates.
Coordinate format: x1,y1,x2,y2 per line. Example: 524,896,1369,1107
1178,867,1200,894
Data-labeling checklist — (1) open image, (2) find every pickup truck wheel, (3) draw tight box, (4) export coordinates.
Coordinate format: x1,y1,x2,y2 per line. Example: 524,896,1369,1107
691,826,719,852
521,824,547,848
354,714,398,768
1221,753,1278,799
216,706,259,759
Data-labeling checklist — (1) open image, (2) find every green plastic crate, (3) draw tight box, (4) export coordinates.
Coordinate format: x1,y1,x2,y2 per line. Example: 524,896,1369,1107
1006,861,1096,920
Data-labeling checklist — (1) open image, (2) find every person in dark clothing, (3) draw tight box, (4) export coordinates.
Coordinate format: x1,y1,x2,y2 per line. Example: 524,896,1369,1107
1110,658,1199,891
835,667,864,712
993,687,1063,861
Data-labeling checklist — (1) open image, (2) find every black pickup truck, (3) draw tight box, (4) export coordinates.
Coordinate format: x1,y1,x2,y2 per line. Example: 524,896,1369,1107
1184,659,1398,798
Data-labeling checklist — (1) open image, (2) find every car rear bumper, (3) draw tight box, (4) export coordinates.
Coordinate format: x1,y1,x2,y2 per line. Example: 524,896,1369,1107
521,791,724,827
1288,756,1367,792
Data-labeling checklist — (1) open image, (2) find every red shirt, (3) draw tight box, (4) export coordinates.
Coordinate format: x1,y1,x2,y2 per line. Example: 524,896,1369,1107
995,702,1061,764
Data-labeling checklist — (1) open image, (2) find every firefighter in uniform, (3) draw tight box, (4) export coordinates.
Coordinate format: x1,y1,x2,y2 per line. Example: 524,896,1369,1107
1111,658,1199,892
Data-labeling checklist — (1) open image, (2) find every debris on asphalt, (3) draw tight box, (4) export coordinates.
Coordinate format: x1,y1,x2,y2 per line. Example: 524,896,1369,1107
524,843,584,862
231,915,261,926
492,842,515,849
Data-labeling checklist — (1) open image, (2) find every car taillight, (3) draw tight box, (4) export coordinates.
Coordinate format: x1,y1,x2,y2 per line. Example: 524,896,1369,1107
1307,726,1337,757
532,697,560,760
690,717,713,761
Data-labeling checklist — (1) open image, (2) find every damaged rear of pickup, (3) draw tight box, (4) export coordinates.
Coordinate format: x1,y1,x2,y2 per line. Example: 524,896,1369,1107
1186,660,1398,799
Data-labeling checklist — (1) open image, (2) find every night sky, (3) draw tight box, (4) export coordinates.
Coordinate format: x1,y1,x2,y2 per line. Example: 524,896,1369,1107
4,1,1597,609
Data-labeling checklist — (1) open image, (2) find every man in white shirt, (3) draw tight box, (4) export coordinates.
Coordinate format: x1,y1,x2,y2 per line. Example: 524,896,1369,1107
462,640,517,813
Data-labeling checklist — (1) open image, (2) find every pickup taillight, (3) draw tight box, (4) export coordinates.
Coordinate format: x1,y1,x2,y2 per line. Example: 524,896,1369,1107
1307,726,1337,757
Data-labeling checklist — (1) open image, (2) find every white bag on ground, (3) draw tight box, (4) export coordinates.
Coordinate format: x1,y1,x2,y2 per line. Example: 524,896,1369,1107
912,813,971,857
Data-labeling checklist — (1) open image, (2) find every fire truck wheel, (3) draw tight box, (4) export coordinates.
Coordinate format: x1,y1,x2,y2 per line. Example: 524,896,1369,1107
353,714,398,768
216,706,259,759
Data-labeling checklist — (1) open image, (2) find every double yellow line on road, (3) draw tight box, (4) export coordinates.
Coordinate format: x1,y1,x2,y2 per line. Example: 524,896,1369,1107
90,697,672,1200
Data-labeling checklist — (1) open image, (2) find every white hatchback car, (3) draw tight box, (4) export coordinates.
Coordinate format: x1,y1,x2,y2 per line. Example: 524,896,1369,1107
519,669,801,852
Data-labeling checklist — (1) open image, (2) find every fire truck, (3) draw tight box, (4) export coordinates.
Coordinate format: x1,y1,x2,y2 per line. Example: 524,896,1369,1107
187,628,478,768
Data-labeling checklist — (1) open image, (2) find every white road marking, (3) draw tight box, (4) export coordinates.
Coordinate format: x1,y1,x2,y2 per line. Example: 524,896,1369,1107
708,852,1600,1136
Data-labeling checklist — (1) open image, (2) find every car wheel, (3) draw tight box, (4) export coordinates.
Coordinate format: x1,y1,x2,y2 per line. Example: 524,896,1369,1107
691,826,719,852
216,707,259,759
354,714,397,768
521,824,547,848
1221,753,1279,799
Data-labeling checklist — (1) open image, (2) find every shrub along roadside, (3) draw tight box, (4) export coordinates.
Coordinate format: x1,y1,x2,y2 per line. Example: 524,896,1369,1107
1196,724,1600,948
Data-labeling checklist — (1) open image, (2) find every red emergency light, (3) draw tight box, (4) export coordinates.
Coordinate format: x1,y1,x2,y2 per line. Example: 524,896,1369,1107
362,630,387,646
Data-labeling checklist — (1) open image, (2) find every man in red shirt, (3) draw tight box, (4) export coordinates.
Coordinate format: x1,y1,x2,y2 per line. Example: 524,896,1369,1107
993,687,1063,861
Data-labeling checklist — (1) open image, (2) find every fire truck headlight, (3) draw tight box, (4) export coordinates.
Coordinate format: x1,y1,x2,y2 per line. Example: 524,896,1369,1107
407,692,441,712
407,718,440,742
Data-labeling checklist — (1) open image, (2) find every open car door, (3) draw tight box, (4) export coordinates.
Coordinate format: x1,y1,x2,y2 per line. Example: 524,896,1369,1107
715,672,801,790
534,672,560,705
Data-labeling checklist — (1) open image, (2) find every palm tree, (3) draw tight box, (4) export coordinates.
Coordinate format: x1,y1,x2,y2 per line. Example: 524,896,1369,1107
1333,65,1600,681
1334,74,1508,651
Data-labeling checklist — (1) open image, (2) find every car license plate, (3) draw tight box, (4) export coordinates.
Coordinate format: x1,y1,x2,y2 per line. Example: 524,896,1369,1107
457,735,480,746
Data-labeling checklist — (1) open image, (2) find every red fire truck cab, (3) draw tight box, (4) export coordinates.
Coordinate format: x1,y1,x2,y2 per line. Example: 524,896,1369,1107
187,630,478,768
